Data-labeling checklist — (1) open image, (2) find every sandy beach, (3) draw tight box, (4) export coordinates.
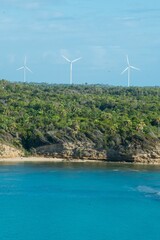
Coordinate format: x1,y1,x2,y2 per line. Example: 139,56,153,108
0,156,160,165
0,156,104,163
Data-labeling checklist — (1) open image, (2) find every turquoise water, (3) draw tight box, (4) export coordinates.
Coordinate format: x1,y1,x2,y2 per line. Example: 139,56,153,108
0,162,160,240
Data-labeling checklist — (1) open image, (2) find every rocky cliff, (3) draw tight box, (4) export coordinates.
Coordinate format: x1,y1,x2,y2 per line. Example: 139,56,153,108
0,134,160,164
33,141,106,160
0,143,23,158
32,138,160,164
107,141,160,164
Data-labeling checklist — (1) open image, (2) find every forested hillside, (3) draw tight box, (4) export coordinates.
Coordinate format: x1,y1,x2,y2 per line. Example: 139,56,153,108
0,80,159,162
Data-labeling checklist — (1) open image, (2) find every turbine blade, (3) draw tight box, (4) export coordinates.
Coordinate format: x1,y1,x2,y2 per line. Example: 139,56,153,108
121,67,128,74
26,66,32,73
72,57,82,63
62,55,71,62
126,55,130,65
130,66,140,71
17,66,24,70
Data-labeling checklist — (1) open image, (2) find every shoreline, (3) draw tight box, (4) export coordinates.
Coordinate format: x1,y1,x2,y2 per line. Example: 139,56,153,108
0,156,160,165
0,156,105,163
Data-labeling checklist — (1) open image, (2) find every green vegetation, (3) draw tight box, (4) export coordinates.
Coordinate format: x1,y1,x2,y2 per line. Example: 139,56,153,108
0,80,159,153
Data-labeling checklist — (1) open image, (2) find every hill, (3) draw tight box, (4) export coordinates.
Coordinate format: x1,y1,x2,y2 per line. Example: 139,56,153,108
0,80,160,163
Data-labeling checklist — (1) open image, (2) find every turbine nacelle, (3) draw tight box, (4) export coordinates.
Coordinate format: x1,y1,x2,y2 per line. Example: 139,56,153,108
62,55,82,64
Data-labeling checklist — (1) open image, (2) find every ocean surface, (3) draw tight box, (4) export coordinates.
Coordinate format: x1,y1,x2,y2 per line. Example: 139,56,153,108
0,162,160,240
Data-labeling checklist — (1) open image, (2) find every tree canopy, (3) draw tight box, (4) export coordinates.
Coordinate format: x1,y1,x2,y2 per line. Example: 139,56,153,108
0,80,159,152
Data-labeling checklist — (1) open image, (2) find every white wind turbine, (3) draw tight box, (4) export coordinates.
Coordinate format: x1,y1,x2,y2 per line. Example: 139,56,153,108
121,55,140,87
62,55,81,84
17,56,32,82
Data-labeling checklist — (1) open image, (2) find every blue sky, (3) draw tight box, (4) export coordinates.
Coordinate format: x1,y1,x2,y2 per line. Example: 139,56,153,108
0,0,160,86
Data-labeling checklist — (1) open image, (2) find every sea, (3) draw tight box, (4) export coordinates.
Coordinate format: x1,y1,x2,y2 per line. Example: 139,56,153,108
0,162,160,240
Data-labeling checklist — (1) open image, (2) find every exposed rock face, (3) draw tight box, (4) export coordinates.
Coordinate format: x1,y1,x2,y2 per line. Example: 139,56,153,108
33,138,160,164
107,140,160,164
32,139,160,164
0,143,23,158
1,134,160,164
33,141,107,160
132,143,160,164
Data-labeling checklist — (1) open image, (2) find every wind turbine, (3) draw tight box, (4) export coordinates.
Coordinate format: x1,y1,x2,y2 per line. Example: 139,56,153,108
17,56,32,82
62,55,81,84
121,55,140,87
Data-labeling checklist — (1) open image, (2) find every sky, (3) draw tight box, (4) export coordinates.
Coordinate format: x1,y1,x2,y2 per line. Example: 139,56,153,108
0,0,160,86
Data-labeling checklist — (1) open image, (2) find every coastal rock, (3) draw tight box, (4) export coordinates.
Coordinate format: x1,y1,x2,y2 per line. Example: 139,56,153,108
107,140,160,164
132,143,160,164
0,143,23,158
33,139,160,164
33,141,107,160
1,134,159,164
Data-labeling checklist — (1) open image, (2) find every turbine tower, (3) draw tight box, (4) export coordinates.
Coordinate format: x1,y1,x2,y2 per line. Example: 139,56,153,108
62,55,81,84
121,55,140,87
17,56,32,82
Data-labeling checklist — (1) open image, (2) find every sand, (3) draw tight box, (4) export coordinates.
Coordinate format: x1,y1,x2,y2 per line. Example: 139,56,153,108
0,156,102,163
0,157,160,165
